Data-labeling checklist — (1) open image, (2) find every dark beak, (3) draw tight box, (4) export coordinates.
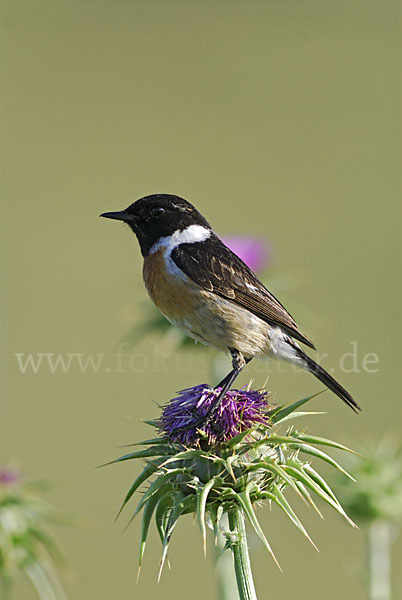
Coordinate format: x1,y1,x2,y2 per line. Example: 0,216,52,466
100,210,133,222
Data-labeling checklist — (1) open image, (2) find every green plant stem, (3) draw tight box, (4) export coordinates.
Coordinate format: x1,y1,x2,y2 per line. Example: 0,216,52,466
214,518,239,600
367,520,392,600
228,508,257,600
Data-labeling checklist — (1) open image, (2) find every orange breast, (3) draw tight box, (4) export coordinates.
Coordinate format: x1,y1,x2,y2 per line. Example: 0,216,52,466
142,248,273,356
143,249,200,322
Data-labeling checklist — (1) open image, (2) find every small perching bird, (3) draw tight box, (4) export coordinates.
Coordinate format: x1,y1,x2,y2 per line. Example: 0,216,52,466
101,194,360,423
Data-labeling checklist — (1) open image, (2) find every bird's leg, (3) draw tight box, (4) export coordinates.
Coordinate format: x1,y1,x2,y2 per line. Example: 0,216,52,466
178,350,251,433
215,369,235,390
215,353,252,390
200,349,251,426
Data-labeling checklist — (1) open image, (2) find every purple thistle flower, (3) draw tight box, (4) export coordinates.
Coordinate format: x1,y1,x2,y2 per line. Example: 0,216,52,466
160,384,271,447
0,466,21,486
223,236,270,273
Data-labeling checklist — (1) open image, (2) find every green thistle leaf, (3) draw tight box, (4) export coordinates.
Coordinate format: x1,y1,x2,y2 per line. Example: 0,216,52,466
290,443,355,481
270,392,323,424
138,485,168,577
236,486,281,571
262,485,318,550
133,470,186,518
196,477,221,555
101,445,175,467
116,462,161,520
293,433,357,454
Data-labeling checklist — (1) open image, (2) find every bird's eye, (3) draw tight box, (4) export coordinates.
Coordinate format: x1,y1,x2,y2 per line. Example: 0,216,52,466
151,206,165,217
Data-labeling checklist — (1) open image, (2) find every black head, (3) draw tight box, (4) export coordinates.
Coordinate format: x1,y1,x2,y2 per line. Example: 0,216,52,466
100,194,211,256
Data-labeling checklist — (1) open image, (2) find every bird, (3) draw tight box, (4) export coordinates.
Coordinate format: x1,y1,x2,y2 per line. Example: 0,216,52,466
101,193,361,423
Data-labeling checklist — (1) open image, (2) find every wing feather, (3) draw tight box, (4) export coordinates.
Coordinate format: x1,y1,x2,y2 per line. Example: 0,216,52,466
171,236,316,349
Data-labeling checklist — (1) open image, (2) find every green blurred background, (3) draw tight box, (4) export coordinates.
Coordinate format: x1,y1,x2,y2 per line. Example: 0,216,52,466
2,1,401,598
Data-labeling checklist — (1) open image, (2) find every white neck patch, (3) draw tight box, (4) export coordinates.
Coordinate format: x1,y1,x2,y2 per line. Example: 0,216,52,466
149,225,211,257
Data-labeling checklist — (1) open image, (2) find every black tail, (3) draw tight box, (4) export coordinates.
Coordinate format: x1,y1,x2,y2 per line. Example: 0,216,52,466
294,347,361,413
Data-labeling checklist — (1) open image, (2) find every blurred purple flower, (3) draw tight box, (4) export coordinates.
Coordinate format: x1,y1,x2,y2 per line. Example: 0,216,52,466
223,236,270,273
160,384,271,446
0,466,20,486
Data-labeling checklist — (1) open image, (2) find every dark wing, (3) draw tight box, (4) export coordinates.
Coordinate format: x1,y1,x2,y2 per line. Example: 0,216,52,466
171,235,316,349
